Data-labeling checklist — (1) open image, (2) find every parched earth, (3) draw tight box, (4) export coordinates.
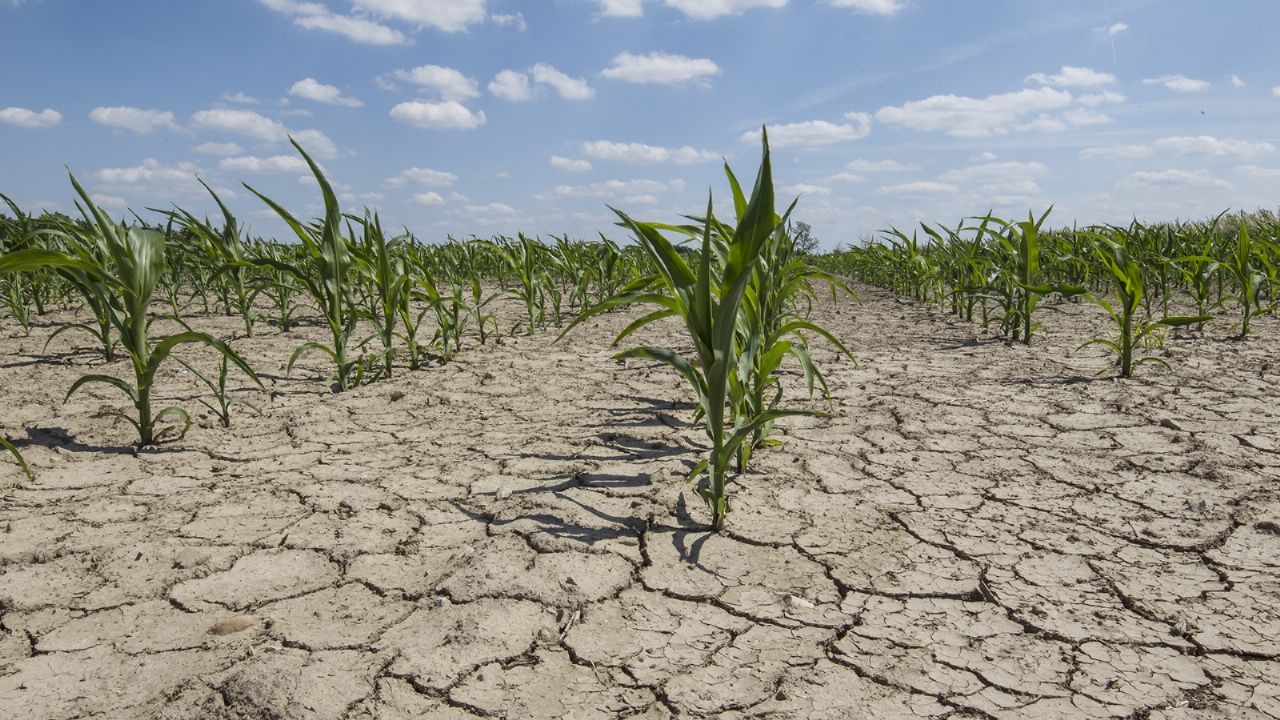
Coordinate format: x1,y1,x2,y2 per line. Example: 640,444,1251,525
1,284,1278,719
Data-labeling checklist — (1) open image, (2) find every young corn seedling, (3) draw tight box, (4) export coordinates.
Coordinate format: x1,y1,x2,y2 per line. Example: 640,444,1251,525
1220,220,1273,338
564,130,813,530
1,436,32,482
176,352,262,428
243,138,360,390
350,212,409,379
165,180,256,336
1080,230,1211,378
0,174,263,445
984,209,1085,344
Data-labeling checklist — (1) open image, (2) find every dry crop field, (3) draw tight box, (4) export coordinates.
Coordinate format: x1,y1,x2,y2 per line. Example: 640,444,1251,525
2,139,1279,719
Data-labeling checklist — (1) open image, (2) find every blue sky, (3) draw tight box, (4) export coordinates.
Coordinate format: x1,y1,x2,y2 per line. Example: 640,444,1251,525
2,0,1278,248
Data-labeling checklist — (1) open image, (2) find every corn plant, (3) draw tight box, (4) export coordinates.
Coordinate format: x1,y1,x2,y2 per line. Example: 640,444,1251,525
350,212,409,379
0,174,263,445
242,138,360,391
166,180,256,336
176,353,262,428
1080,230,1210,378
564,131,818,530
1220,221,1272,338
983,209,1085,344
1,436,32,481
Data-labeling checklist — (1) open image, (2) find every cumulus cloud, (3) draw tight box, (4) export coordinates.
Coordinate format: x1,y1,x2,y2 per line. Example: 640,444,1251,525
219,155,311,173
1230,75,1245,88
739,113,872,148
388,65,480,101
1142,74,1211,93
1080,144,1154,160
1153,135,1275,158
0,107,62,129
411,191,445,206
831,0,905,15
1121,169,1230,190
190,108,338,157
582,140,718,165
490,11,526,30
779,183,831,196
289,78,363,107
593,0,786,18
551,178,682,199
389,100,486,129
551,156,593,172
594,0,644,16
385,167,459,187
88,106,177,134
846,159,919,173
601,52,720,86
193,142,245,156
489,70,533,101
939,160,1048,183
258,0,410,45
92,159,204,196
352,0,487,32
1025,66,1117,88
222,92,259,104
874,181,959,195
875,87,1072,137
530,64,595,100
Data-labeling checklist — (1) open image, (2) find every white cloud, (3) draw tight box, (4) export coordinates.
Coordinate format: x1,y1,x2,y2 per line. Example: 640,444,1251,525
258,0,411,45
622,194,658,205
779,183,831,196
595,0,644,16
220,155,311,173
385,167,459,187
0,107,62,129
1142,74,1211,93
1092,21,1128,37
1026,65,1116,88
191,108,287,142
826,172,866,183
411,191,445,206
582,140,718,164
551,178,679,199
290,128,338,158
1061,108,1112,126
1077,91,1126,106
874,181,959,195
939,160,1048,183
390,65,480,101
389,100,486,129
530,64,595,100
739,113,872,148
190,108,338,157
601,51,720,86
831,0,905,15
1236,165,1280,178
660,0,786,19
1080,144,1153,160
1230,75,1245,88
1153,135,1275,159
90,194,128,209
289,77,363,107
352,0,488,33
92,159,202,193
88,106,176,134
846,158,919,173
875,87,1073,137
1273,86,1280,98
193,142,245,155
551,156,593,172
491,12,526,30
462,202,517,215
1121,169,1230,190
489,70,533,101
222,92,260,104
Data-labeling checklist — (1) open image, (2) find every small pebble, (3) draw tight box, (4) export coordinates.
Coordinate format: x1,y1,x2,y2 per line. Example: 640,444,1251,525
783,594,815,610
339,499,359,514
433,597,452,609
496,487,512,500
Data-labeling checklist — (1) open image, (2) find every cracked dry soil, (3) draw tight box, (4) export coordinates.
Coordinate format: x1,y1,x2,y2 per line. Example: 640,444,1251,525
1,284,1279,720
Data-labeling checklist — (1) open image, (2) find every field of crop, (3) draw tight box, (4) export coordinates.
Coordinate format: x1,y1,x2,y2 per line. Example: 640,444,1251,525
2,138,1279,719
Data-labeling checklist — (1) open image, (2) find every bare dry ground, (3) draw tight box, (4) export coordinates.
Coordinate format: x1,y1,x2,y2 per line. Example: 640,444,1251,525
1,284,1278,719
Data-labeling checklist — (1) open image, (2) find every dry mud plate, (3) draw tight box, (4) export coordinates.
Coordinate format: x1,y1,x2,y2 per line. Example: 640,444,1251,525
2,285,1279,719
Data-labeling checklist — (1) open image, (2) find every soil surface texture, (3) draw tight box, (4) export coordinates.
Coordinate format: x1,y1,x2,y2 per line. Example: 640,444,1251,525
1,285,1278,719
